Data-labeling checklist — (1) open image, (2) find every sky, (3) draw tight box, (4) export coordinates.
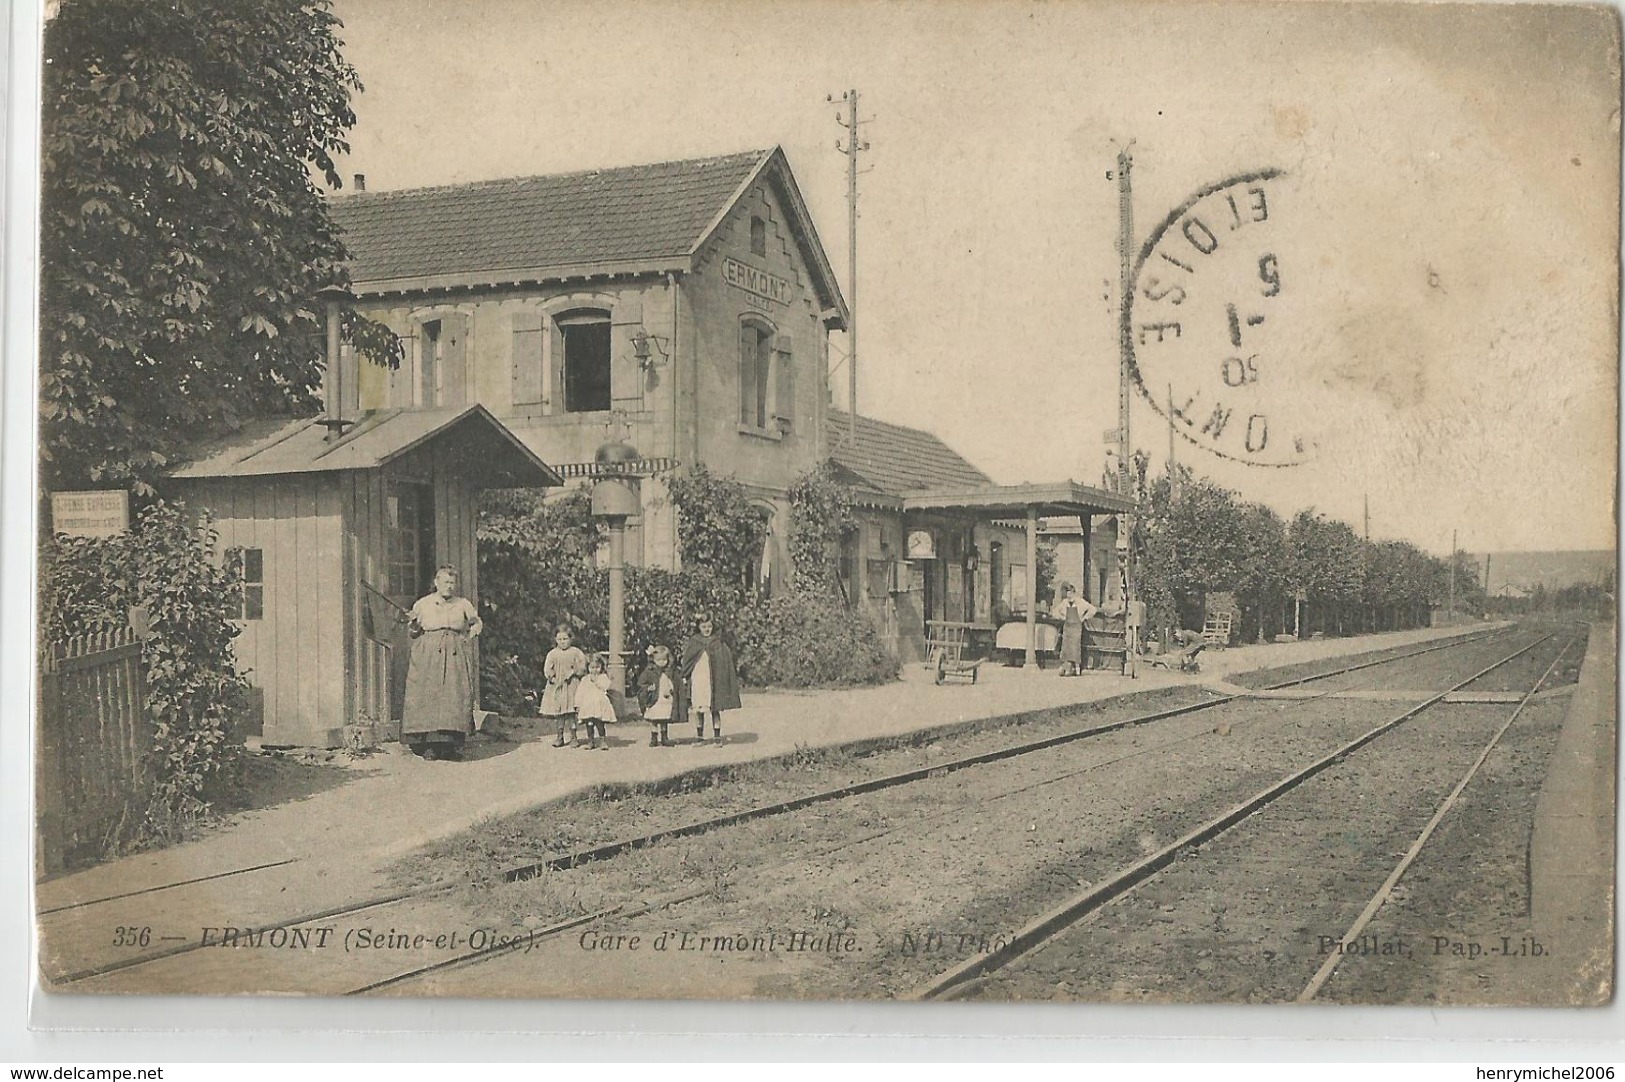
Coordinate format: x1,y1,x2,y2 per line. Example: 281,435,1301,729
330,0,1620,555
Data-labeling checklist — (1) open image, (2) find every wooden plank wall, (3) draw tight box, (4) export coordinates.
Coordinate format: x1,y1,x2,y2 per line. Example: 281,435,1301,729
183,476,344,745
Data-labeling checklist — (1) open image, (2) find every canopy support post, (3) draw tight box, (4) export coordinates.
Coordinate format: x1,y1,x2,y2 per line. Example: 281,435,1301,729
1024,505,1039,668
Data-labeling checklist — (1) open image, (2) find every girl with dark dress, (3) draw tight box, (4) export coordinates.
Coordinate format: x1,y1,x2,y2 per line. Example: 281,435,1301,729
402,566,482,760
637,644,683,747
680,612,741,744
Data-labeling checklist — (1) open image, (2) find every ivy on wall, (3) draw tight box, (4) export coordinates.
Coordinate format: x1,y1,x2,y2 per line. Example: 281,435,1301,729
667,465,767,592
786,461,856,593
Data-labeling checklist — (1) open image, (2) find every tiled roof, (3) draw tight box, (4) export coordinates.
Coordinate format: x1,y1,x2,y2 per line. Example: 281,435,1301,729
828,410,993,496
329,150,771,287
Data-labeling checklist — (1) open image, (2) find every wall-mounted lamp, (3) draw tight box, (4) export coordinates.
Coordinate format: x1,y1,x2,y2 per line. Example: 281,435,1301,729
631,328,671,371
964,548,980,573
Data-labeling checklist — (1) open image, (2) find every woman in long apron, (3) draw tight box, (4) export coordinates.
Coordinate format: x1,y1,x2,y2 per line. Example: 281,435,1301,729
402,565,482,759
1053,582,1097,676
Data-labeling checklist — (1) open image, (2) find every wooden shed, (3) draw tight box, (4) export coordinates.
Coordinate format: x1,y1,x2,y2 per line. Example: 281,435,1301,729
169,405,561,747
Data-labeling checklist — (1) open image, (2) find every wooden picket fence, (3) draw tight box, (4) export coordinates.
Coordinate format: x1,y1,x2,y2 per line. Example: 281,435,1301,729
38,628,149,875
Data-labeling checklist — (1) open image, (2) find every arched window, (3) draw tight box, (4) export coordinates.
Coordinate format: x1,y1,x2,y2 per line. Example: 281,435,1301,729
739,318,775,428
557,309,611,413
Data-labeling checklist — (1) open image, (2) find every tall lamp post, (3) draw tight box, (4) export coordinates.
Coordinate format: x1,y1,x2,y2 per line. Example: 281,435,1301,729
591,438,641,694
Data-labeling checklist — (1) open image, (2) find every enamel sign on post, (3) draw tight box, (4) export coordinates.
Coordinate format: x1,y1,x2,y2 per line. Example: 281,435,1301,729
51,490,129,538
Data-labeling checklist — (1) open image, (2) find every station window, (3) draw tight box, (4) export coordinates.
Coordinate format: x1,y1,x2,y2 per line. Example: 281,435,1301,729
386,481,436,598
239,548,264,621
558,310,612,413
739,321,773,428
750,216,767,256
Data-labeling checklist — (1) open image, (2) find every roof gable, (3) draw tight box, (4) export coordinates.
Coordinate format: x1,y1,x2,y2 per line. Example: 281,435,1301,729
329,147,848,322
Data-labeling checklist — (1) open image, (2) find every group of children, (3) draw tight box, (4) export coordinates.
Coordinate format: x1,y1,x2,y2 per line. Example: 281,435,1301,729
537,612,741,750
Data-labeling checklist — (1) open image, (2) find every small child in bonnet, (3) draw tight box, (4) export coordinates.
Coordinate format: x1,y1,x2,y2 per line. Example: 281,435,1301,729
636,644,682,747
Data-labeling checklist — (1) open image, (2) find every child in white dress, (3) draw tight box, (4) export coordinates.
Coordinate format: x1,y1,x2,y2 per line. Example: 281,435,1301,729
574,653,617,751
540,626,588,747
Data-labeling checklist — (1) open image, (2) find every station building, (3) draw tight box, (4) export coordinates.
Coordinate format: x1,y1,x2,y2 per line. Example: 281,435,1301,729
323,148,1133,682
329,148,842,588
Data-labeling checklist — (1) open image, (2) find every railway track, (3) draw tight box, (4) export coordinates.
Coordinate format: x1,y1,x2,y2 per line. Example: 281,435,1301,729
44,624,1525,992
343,625,1555,998
909,624,1582,1001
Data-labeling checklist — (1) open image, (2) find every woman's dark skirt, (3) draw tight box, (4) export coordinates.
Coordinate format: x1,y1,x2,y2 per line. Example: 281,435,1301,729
403,628,475,755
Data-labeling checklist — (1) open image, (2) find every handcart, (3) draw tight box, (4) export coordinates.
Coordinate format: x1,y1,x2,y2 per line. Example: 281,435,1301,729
924,621,985,685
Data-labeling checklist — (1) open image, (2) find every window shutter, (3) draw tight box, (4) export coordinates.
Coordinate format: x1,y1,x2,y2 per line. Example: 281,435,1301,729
391,330,418,408
739,324,759,425
772,334,794,428
609,296,641,406
440,313,469,408
511,310,544,407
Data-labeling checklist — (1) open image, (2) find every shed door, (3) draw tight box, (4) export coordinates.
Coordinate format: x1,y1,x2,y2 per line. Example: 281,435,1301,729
384,480,436,721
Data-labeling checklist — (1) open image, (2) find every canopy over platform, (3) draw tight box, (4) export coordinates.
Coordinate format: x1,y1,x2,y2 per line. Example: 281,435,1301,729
901,480,1135,518
171,404,562,489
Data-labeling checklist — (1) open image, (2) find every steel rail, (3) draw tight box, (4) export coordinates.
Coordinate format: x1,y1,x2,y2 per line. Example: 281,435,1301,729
351,627,1531,997
36,859,298,917
46,625,1506,988
905,628,1558,1001
500,627,1506,882
1295,626,1585,1002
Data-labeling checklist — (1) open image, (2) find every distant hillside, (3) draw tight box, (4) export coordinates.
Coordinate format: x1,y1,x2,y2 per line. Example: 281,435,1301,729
1476,550,1616,593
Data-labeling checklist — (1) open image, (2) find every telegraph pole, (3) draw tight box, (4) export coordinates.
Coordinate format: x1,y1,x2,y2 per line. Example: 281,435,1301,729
829,89,868,448
1115,143,1137,674
1116,145,1134,507
1448,528,1458,618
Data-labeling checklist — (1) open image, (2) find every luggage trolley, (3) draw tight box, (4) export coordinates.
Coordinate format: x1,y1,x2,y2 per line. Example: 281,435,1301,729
924,620,987,685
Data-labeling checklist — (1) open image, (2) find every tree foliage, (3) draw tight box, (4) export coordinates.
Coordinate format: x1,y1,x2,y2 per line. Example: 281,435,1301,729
1135,465,1453,641
40,0,400,493
734,592,898,688
40,502,250,846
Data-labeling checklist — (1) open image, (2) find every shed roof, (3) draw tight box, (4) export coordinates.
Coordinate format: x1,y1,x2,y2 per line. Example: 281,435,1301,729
329,147,848,324
170,405,562,489
902,481,1135,518
828,410,992,499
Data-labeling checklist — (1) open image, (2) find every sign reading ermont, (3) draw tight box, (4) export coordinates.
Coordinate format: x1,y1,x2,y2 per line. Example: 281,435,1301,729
50,490,130,538
722,256,792,306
